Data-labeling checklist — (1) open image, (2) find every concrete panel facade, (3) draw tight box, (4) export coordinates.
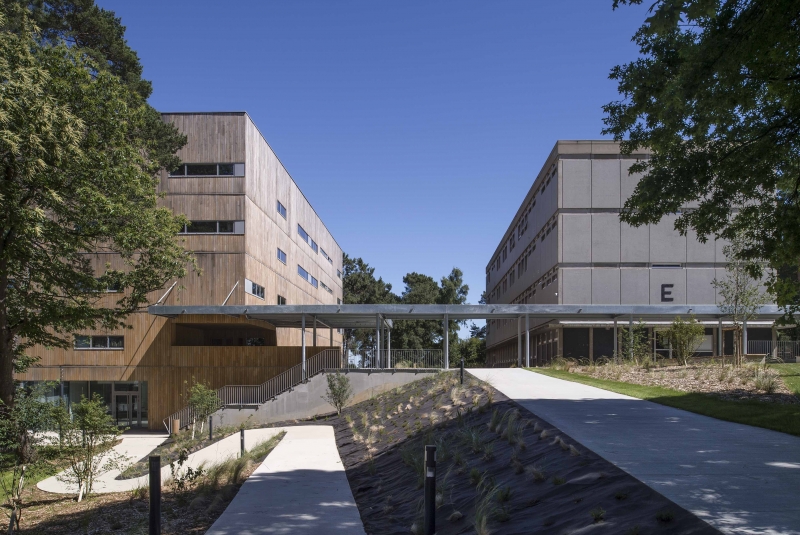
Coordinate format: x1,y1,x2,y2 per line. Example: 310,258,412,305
484,140,772,365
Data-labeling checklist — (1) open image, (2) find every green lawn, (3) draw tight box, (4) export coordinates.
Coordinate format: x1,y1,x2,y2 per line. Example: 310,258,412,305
528,368,800,437
772,363,800,396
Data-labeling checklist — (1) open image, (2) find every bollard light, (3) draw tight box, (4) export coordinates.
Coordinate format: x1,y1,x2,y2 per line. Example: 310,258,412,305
149,455,161,535
209,415,213,441
240,428,245,458
460,358,465,385
424,445,436,535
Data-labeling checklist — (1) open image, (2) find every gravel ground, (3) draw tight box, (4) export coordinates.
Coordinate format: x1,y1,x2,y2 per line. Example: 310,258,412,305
572,361,800,404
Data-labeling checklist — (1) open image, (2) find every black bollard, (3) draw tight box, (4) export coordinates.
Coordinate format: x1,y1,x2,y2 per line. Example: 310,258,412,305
209,416,213,441
240,428,245,457
460,358,465,385
424,445,436,535
149,455,161,535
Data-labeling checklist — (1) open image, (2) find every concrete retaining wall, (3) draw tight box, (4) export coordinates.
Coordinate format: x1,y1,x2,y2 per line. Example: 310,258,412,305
211,368,439,428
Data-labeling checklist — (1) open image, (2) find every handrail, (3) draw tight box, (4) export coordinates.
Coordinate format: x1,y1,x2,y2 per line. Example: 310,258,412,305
163,348,341,432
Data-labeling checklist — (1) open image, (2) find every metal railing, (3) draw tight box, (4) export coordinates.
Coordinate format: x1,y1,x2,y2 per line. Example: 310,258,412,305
349,349,443,369
747,340,800,361
162,348,341,432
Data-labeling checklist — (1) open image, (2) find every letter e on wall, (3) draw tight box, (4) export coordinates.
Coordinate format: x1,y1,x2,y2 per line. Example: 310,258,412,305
661,284,674,302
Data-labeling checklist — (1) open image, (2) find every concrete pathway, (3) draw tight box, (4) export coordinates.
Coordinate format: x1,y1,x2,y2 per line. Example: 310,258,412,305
206,425,365,535
470,368,800,535
38,428,283,494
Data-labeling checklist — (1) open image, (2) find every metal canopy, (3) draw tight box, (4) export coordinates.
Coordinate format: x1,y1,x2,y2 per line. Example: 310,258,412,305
148,304,784,329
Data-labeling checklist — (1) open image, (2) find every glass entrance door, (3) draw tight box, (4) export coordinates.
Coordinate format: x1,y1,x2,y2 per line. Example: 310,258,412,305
115,393,140,428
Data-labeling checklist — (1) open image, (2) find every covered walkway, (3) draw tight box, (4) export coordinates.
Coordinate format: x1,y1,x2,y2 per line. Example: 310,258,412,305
470,368,800,535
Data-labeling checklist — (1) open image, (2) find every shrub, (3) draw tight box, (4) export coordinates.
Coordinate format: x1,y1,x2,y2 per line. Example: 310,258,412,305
552,476,566,485
322,372,353,415
753,367,778,393
590,507,606,523
526,464,546,482
55,393,127,502
657,316,705,366
185,378,221,440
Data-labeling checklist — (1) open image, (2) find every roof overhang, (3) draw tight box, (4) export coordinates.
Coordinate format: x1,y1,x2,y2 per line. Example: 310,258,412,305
148,304,784,330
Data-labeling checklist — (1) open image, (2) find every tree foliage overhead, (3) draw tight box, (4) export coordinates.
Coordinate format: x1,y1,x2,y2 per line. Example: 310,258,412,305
0,4,194,408
604,0,800,309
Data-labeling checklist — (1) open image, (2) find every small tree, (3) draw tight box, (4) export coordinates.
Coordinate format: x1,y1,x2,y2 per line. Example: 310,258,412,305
185,379,220,440
55,393,127,502
618,320,652,366
713,237,769,366
658,316,706,366
0,383,56,532
322,372,353,415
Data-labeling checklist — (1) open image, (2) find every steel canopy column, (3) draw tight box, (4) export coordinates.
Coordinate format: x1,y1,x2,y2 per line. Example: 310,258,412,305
301,314,307,381
718,318,723,357
771,324,778,359
525,314,530,368
517,317,522,367
313,316,317,347
329,327,333,348
613,318,618,356
387,327,392,368
628,315,633,360
375,315,381,369
443,314,449,369
743,317,748,357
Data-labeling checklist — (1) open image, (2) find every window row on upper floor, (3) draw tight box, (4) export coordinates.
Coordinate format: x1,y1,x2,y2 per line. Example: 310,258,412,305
169,163,245,177
178,220,245,234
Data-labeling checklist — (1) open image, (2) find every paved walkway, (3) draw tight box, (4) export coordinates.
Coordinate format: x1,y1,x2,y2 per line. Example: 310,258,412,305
38,428,283,494
206,425,365,535
470,368,800,535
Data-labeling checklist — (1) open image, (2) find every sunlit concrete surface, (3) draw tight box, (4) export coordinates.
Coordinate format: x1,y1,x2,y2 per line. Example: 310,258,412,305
37,428,282,494
206,425,366,535
470,368,800,535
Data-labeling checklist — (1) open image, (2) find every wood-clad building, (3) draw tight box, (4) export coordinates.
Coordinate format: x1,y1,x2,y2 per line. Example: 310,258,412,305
17,112,343,429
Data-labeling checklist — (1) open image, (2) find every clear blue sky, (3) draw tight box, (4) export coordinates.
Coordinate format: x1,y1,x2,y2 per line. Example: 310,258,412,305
101,0,649,327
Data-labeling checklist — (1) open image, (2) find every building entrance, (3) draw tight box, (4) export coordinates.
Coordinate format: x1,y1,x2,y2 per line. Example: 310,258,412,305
115,393,140,428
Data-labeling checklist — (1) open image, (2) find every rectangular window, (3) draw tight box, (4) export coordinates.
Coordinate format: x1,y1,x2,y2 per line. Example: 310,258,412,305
277,248,287,264
245,278,265,299
186,221,217,233
297,224,318,253
74,335,124,350
186,164,217,176
298,265,317,287
298,224,309,242
320,281,333,294
337,269,342,279
180,221,244,234
277,201,287,219
169,163,245,177
218,163,235,176
277,295,286,305
337,298,342,305
320,248,333,264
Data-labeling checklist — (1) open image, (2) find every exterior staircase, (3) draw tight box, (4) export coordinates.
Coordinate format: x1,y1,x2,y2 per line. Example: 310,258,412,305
163,348,341,432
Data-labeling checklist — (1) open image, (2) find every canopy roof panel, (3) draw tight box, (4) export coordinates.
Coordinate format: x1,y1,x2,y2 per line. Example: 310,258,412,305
148,304,784,330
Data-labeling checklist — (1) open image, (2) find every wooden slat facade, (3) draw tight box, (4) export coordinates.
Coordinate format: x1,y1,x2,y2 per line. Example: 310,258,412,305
17,112,344,429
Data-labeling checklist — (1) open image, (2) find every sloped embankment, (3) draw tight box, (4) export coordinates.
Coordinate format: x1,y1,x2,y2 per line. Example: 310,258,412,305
332,371,720,535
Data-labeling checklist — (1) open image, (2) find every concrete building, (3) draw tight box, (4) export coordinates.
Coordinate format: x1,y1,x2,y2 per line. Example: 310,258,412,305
17,112,343,429
484,141,775,366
